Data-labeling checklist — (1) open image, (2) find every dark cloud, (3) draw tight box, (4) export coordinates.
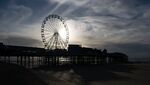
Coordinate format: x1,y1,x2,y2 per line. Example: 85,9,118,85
14,0,57,24
0,3,32,33
0,0,10,8
88,42,150,61
0,35,42,48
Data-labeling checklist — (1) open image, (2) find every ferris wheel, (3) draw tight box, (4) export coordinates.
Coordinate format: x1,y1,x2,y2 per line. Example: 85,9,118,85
41,14,69,50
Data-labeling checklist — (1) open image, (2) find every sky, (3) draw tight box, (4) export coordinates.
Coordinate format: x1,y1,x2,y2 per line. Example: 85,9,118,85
0,0,150,61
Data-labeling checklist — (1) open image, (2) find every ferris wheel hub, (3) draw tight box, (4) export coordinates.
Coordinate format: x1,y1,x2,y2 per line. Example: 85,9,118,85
54,32,59,36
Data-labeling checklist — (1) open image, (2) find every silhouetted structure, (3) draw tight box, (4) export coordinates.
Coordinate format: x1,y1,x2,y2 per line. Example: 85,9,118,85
0,42,128,68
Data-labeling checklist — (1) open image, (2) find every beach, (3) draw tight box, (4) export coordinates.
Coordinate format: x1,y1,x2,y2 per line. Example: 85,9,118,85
1,63,150,85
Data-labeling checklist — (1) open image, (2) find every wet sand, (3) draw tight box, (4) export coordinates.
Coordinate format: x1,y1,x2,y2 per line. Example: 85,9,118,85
34,64,150,85
1,63,150,85
0,62,48,85
85,64,150,85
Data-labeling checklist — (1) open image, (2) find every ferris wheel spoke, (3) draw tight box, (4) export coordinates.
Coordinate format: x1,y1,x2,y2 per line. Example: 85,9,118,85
59,36,66,47
44,32,51,35
59,39,65,48
48,20,55,31
58,20,62,29
45,36,53,40
47,36,54,49
59,35,66,42
47,34,54,42
51,18,56,30
47,41,52,49
44,32,53,35
47,22,53,32
51,37,57,49
44,27,51,32
53,20,57,32
45,35,53,40
55,18,60,30
52,19,57,32
55,18,60,31
47,17,53,29
58,19,62,28
47,40,53,49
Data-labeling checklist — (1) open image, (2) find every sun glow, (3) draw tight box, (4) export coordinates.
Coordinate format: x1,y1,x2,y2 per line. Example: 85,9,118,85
66,20,82,44
59,28,67,40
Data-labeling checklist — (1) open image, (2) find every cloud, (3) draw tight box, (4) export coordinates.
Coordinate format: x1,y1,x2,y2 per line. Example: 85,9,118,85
0,34,42,48
67,15,150,46
0,4,32,32
0,0,150,60
0,5,32,23
103,42,150,61
87,42,150,61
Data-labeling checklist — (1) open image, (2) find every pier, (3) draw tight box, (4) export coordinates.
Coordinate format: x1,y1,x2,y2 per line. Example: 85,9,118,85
0,43,128,68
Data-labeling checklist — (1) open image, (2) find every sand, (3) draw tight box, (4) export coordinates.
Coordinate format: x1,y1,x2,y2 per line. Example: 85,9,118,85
0,62,48,85
1,63,150,85
89,64,150,85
